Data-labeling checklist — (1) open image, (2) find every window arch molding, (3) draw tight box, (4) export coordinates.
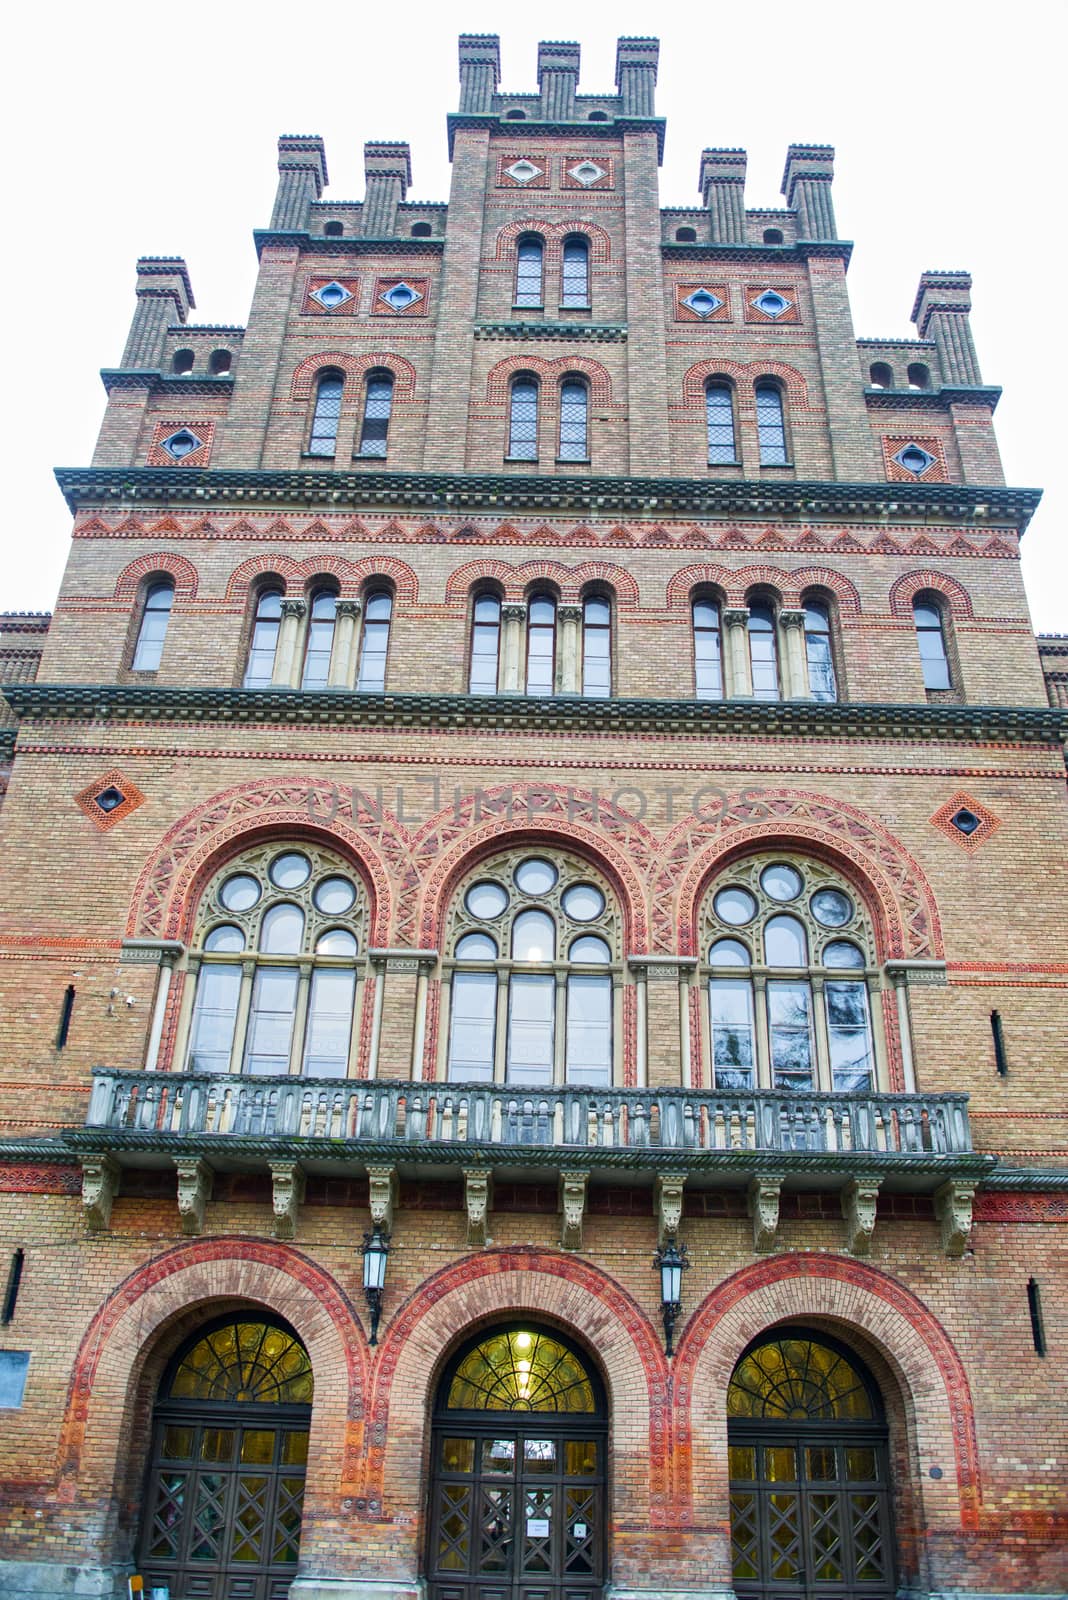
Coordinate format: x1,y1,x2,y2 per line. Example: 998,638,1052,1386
289,350,416,403
887,569,973,621
114,553,198,603
493,220,612,266
127,575,175,673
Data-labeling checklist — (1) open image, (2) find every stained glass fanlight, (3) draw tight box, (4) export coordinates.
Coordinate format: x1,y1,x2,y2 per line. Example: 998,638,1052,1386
166,1318,313,1405
446,1329,597,1413
727,1334,874,1421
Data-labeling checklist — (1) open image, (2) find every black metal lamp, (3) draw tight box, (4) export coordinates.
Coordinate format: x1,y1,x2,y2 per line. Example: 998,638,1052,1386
362,1227,390,1346
653,1235,690,1357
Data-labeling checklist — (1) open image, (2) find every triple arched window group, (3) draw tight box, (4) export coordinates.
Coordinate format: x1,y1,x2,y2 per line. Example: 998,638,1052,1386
308,369,394,460
508,375,590,463
705,378,789,467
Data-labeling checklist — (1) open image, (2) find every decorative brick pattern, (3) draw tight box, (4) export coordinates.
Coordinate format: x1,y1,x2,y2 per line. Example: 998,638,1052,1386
673,282,731,323
145,419,215,467
888,568,974,618
561,154,615,189
929,790,1003,853
73,768,146,832
372,276,431,316
882,434,950,483
113,550,199,600
289,350,417,401
744,282,802,324
301,276,361,316
496,153,550,188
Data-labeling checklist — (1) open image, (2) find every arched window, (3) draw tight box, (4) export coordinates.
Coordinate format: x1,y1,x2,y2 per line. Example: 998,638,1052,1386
301,590,337,689
907,362,931,390
323,219,344,236
469,592,501,694
171,349,194,375
243,587,283,688
561,236,590,307
803,600,837,702
508,376,539,461
693,597,723,699
558,379,588,461
308,370,343,457
913,596,951,690
357,589,393,691
515,236,544,308
747,603,780,700
411,221,433,237
582,595,611,697
755,381,788,465
675,225,698,242
706,381,737,465
869,362,893,390
132,580,174,671
525,593,556,695
357,371,393,458
183,843,367,1077
445,851,619,1085
763,227,784,245
702,854,879,1094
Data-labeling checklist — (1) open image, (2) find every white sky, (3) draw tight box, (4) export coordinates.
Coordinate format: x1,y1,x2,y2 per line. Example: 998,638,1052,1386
4,0,1065,631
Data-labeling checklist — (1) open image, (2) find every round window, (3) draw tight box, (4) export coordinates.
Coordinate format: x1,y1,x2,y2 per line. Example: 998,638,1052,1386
714,886,757,926
562,883,605,922
811,888,853,928
270,852,312,889
219,873,261,912
514,858,558,896
760,863,804,902
465,881,509,919
314,876,357,914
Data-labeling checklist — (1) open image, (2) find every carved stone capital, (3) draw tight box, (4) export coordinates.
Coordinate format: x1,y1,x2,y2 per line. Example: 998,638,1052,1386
722,607,750,629
335,598,363,618
270,1161,306,1241
560,1171,589,1252
82,1154,120,1233
176,1158,212,1236
501,603,527,622
280,598,308,619
464,1168,493,1248
748,1175,782,1254
778,607,807,630
557,604,583,623
842,1176,880,1256
368,1166,398,1234
935,1179,975,1258
656,1172,687,1245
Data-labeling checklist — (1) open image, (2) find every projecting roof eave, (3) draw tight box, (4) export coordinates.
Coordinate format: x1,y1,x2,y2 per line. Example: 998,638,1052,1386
52,466,1043,533
5,685,1067,747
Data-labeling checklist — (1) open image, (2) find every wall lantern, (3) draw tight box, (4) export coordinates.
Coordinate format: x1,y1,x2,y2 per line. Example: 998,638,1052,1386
362,1227,391,1346
653,1235,690,1357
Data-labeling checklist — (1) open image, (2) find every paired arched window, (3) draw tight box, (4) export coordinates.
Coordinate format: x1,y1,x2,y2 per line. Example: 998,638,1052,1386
747,603,780,699
582,596,611,697
693,597,724,699
804,601,837,702
755,381,788,465
243,587,283,688
703,853,878,1094
301,590,337,689
558,379,588,461
913,596,951,690
184,844,368,1078
515,236,544,307
509,376,539,460
132,580,174,671
469,593,501,694
358,371,393,458
308,370,344,457
706,382,737,465
525,593,556,695
561,237,590,308
357,590,393,691
446,850,619,1085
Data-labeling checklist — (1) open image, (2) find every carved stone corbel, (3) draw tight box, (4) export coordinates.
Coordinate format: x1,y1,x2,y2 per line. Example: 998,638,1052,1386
935,1180,975,1258
464,1168,493,1248
842,1177,880,1257
748,1175,782,1254
368,1166,398,1234
82,1153,120,1232
176,1158,212,1236
656,1172,686,1245
270,1162,306,1241
560,1171,589,1252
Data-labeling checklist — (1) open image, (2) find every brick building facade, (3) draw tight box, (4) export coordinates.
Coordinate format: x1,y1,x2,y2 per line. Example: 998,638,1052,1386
0,35,1065,1600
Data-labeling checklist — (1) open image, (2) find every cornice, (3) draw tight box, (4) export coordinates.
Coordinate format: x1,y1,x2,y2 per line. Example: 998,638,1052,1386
864,385,1002,413
253,229,445,259
446,111,667,160
661,240,854,267
474,321,626,342
100,370,236,397
6,684,1066,746
52,466,1043,531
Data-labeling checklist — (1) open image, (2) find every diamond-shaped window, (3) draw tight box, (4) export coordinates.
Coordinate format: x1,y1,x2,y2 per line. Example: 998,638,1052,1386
506,160,542,184
753,289,791,318
94,787,126,814
951,808,982,836
311,280,352,310
683,288,723,319
380,281,423,312
893,442,936,477
568,161,606,186
160,428,203,460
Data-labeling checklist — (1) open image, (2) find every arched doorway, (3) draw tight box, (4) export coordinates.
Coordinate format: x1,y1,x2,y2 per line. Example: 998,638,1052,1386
138,1313,313,1600
727,1328,896,1598
426,1324,607,1600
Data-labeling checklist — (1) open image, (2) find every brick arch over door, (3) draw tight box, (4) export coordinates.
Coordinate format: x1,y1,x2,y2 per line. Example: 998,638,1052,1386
114,551,199,601
54,1238,367,1512
364,1246,671,1533
682,357,817,412
444,558,640,606
673,1254,982,1533
657,787,943,962
289,350,417,401
889,569,974,620
223,553,418,603
493,219,612,263
486,354,614,407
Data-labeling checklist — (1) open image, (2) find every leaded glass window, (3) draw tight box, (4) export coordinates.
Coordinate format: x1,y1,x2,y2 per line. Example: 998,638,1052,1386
804,600,837,702
469,593,501,694
755,381,788,465
357,589,393,691
558,379,588,461
132,580,174,671
301,590,337,689
446,1330,597,1413
167,1319,314,1405
706,382,737,465
693,598,723,699
913,598,952,690
509,377,539,460
581,595,610,697
308,371,343,457
561,236,590,308
358,372,393,458
243,588,283,688
515,236,544,307
728,1335,874,1421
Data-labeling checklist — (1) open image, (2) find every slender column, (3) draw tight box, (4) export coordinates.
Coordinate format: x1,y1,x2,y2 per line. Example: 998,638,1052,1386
679,972,693,1088
779,609,809,699
370,951,438,1079
290,971,312,1075
628,960,648,1089
500,603,526,692
557,605,583,694
171,963,198,1072
723,608,751,697
891,971,917,1094
229,961,257,1075
699,149,747,243
752,973,770,1088
145,954,177,1071
868,974,891,1092
273,598,307,687
328,599,362,688
811,975,832,1093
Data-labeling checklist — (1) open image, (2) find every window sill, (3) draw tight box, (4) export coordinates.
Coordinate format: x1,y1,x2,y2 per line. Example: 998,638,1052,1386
555,457,591,466
512,304,545,313
504,455,539,465
353,452,389,462
759,461,796,471
558,304,592,314
707,460,742,470
301,451,336,461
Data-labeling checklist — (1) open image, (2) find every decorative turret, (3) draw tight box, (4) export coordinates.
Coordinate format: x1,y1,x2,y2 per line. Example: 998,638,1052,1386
537,41,581,120
700,148,747,243
781,144,837,240
270,135,328,231
362,142,412,238
458,33,500,113
911,271,982,385
615,36,659,116
119,257,194,370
